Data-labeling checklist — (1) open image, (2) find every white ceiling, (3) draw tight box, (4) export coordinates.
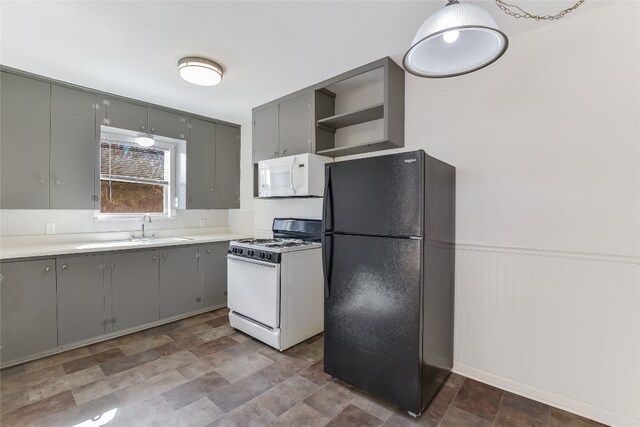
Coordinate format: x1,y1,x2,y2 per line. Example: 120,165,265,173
0,1,609,125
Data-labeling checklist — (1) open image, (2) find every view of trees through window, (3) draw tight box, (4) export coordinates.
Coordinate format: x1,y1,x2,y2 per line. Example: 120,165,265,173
100,142,169,214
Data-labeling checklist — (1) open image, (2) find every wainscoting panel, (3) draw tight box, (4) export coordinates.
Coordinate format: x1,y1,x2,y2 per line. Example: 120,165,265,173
453,244,640,426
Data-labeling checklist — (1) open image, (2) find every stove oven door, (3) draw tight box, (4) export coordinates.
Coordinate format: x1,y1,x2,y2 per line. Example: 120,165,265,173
227,255,280,328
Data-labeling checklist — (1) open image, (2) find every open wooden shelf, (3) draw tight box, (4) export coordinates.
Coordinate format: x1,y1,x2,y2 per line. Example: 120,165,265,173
316,139,398,157
316,103,384,132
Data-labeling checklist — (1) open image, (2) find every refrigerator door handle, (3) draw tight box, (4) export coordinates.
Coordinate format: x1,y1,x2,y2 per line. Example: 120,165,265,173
322,166,333,232
322,234,332,298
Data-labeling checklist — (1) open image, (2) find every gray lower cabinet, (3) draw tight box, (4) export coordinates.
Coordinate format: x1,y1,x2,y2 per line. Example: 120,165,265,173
200,243,228,308
0,259,58,363
148,108,186,140
57,254,107,346
187,118,216,209
110,250,160,332
253,104,279,163
278,92,313,157
159,246,202,318
1,242,229,365
50,85,97,209
0,72,51,209
99,97,148,133
214,124,240,209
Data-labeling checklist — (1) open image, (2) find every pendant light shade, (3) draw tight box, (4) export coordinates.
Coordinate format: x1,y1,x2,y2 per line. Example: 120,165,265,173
403,0,508,78
178,57,223,86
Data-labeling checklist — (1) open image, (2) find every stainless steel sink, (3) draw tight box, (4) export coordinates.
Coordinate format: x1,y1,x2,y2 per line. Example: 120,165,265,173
76,236,194,250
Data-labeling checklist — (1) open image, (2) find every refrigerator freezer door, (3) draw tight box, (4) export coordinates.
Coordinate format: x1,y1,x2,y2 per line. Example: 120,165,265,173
323,151,424,237
323,234,423,413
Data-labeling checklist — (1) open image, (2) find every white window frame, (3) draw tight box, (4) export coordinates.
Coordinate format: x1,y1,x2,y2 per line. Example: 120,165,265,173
95,130,180,221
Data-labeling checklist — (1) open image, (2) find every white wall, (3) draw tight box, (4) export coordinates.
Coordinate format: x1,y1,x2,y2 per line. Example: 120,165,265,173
438,4,640,424
242,2,640,425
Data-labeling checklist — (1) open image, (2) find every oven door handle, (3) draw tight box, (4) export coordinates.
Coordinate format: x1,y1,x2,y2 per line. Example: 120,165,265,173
226,254,277,268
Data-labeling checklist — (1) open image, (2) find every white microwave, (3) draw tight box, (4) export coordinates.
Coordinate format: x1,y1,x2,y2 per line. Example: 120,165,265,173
258,153,333,198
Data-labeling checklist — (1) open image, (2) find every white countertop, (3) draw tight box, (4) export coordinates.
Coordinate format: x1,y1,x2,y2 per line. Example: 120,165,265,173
0,228,252,261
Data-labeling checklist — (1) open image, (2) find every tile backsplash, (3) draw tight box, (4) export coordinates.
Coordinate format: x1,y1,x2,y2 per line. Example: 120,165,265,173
0,209,229,236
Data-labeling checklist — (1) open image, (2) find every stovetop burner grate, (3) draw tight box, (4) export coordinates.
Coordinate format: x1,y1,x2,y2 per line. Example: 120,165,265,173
237,238,280,244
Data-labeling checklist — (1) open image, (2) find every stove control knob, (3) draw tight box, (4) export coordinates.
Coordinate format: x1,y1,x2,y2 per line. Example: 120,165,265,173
247,250,254,256
266,253,272,260
237,249,243,255
259,252,265,259
232,248,237,254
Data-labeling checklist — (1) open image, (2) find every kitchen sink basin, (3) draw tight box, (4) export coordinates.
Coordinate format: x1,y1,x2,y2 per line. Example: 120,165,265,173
76,236,194,250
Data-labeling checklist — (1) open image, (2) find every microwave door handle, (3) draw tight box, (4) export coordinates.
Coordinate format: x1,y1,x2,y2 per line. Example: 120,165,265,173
290,157,296,194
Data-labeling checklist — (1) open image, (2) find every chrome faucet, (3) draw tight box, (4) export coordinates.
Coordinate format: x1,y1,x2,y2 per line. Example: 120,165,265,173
142,213,152,239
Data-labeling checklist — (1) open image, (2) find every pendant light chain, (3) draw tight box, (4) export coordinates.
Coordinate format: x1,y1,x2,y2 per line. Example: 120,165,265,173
495,0,585,21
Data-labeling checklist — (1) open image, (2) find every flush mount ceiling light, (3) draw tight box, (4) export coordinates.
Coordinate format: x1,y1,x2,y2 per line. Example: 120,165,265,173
135,135,155,147
404,0,508,78
177,56,223,86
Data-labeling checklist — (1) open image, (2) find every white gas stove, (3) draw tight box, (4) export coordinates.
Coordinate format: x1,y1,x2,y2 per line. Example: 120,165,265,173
227,219,324,351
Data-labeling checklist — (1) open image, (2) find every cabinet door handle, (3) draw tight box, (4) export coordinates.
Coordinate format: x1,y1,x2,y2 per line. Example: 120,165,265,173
101,319,109,326
141,126,145,130
45,266,51,272
40,179,46,184
210,188,214,192
111,317,117,324
61,264,67,270
151,128,155,132
55,180,61,185
163,254,167,259
196,297,202,302
152,256,157,260
281,149,287,154
206,249,211,254
272,152,278,156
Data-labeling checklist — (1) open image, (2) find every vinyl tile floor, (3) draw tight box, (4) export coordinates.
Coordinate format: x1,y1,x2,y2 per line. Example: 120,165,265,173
0,308,607,427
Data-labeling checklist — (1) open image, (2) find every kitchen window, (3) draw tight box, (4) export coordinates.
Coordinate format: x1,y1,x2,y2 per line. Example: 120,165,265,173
98,127,187,218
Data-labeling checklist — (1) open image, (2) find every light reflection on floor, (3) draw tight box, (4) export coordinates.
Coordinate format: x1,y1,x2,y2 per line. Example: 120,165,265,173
72,408,118,427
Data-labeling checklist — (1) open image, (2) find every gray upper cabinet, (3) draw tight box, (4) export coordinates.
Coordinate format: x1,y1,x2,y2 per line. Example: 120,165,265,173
1,69,240,211
252,57,404,159
0,72,51,209
252,104,279,163
214,124,240,209
159,246,202,318
110,250,160,332
57,254,107,346
278,92,313,157
0,259,58,363
187,118,216,209
50,85,97,209
148,108,186,140
200,243,228,308
99,97,148,133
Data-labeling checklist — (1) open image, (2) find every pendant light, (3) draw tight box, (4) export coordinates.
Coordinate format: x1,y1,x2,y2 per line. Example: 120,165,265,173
403,0,508,78
178,57,223,86
135,135,155,147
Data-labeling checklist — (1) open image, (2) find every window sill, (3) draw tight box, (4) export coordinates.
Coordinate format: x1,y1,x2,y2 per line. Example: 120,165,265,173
93,211,176,222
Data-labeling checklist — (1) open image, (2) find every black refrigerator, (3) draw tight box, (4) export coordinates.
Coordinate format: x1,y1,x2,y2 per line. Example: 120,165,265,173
321,150,455,416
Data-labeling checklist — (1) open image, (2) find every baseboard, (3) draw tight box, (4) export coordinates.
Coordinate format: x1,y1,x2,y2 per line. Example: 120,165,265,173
453,363,639,427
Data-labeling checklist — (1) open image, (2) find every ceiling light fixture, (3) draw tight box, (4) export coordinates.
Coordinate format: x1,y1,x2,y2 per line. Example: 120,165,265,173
177,56,223,86
135,135,155,147
403,0,508,78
